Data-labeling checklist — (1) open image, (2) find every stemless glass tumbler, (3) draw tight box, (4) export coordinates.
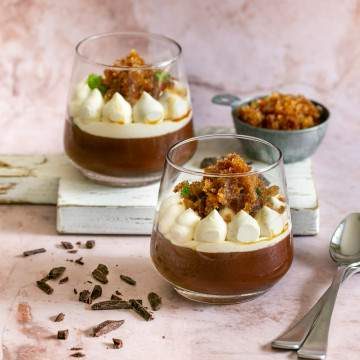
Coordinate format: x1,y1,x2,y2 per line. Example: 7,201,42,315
151,134,293,304
64,32,194,186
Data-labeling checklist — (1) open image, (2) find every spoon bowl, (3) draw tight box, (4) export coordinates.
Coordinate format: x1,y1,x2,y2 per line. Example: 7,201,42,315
330,213,360,265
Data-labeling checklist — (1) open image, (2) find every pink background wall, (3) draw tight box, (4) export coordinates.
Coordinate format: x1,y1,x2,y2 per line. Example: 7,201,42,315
0,0,359,228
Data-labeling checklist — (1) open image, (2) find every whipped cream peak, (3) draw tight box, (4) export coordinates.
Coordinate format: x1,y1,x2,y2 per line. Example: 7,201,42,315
171,80,188,98
102,92,132,124
159,90,190,121
158,202,185,235
176,208,201,227
73,80,91,102
271,196,286,210
159,193,181,216
78,88,104,123
194,209,227,243
166,208,200,244
227,210,260,243
69,80,91,117
133,91,165,124
255,206,284,238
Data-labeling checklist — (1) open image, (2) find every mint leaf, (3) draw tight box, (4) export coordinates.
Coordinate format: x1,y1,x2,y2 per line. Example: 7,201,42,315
87,74,102,89
87,74,108,94
155,71,170,83
180,184,191,198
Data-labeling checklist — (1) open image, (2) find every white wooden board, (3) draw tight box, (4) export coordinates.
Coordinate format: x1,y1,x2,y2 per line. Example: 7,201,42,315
0,154,77,204
57,177,159,235
56,159,318,235
0,127,319,236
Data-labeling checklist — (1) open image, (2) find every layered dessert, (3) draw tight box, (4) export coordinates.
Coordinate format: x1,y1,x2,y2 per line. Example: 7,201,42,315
151,153,293,296
64,50,194,180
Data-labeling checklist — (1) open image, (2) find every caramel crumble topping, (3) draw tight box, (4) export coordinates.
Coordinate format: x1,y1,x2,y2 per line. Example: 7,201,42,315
238,92,321,130
174,153,280,218
102,49,173,104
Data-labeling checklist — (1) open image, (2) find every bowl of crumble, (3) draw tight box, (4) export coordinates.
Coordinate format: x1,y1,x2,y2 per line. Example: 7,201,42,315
212,92,329,163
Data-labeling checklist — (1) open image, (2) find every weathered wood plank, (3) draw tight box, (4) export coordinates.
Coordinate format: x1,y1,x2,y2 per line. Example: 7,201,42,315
0,155,77,204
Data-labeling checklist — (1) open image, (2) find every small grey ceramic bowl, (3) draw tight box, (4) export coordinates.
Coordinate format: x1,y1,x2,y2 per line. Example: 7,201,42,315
212,94,329,163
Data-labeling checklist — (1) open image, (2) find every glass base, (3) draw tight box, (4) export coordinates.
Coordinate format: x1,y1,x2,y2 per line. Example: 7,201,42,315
70,161,161,187
174,286,269,304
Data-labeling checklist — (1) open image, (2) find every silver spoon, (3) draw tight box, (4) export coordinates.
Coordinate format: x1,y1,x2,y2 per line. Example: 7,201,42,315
272,213,360,358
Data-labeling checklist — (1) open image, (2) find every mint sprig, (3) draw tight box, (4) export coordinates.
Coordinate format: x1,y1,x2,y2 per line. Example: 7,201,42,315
87,74,108,95
154,71,170,83
180,184,191,198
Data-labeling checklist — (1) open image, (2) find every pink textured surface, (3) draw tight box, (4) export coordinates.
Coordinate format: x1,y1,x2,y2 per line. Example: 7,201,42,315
0,1,360,359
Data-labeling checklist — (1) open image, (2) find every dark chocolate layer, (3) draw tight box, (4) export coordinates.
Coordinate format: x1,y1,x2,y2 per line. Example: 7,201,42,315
151,231,293,295
64,118,195,177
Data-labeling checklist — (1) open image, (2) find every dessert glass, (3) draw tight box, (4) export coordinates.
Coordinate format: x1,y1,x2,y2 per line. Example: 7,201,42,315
151,134,293,304
64,32,194,186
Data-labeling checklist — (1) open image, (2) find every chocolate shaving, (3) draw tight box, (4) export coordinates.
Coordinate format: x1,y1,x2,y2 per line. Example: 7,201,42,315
61,241,73,250
57,329,69,340
59,276,69,284
54,313,65,322
90,285,102,301
85,240,95,249
93,320,124,337
23,248,46,257
36,280,53,295
70,353,85,358
91,300,131,310
120,274,136,286
115,290,122,296
129,299,153,321
75,257,84,266
111,294,122,301
73,288,78,295
70,347,83,351
92,264,109,284
46,266,66,280
67,250,78,254
79,290,91,304
97,264,109,275
76,241,81,246
113,338,123,349
148,292,162,311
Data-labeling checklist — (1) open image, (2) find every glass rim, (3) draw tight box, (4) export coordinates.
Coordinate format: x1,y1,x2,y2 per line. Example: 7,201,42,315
166,134,283,178
75,31,182,70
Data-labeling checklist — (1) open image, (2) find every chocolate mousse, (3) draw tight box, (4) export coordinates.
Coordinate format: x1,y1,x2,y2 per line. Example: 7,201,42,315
64,117,194,177
64,50,194,183
151,153,293,299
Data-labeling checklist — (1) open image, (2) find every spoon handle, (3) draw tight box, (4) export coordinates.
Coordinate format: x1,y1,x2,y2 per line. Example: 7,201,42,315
297,266,348,359
272,266,359,350
271,287,329,350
